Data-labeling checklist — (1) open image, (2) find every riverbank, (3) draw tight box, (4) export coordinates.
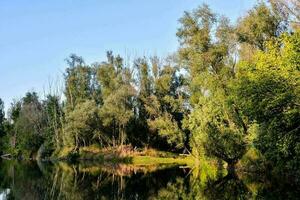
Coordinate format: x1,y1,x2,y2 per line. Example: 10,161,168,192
51,145,195,166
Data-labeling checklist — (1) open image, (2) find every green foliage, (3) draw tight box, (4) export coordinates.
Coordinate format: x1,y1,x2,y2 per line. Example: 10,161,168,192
13,93,46,158
43,95,64,152
184,94,247,164
141,59,187,150
234,31,300,176
148,112,185,149
64,54,100,110
236,2,285,50
64,100,100,148
97,52,136,146
178,4,248,165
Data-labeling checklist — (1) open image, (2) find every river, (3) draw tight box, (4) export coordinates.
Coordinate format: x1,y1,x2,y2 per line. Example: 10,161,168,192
0,160,298,200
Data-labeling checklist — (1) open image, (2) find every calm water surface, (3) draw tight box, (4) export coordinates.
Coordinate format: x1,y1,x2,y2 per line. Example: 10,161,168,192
0,160,298,200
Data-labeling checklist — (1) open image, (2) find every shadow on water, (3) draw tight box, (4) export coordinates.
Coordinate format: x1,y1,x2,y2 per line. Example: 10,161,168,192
0,159,299,200
204,171,250,199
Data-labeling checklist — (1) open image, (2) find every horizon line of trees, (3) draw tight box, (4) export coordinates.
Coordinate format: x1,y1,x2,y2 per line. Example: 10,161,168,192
0,0,299,179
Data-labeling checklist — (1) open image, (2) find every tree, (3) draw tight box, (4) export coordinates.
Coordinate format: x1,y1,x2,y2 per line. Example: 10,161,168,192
236,2,286,62
64,54,98,110
100,84,136,146
64,100,100,148
9,92,46,158
143,58,187,150
97,52,136,147
236,2,285,50
63,54,102,150
96,52,119,100
234,31,300,177
7,100,21,150
178,4,248,166
43,95,64,152
133,58,152,146
176,4,217,106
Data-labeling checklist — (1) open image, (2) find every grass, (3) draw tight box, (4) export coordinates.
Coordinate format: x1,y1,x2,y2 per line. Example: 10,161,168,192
53,145,196,166
131,155,195,166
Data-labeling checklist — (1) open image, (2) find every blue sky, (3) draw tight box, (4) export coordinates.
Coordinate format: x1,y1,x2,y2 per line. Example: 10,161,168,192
0,0,256,111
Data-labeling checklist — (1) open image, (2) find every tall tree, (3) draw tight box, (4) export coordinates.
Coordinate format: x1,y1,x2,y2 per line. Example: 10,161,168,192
97,52,136,147
9,92,46,158
178,4,247,167
43,95,64,151
64,100,100,148
64,54,97,110
131,57,153,146
143,58,187,150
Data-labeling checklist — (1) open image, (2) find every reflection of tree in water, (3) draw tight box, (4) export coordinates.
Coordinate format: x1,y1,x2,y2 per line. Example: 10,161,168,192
0,160,299,200
1,160,180,200
0,160,52,200
44,163,188,200
204,172,250,200
155,167,300,200
154,168,250,200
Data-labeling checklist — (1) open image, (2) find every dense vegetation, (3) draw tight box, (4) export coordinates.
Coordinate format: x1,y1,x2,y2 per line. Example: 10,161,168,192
0,0,299,182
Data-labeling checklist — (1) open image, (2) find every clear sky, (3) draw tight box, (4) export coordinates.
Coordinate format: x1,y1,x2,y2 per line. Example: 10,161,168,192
0,0,256,112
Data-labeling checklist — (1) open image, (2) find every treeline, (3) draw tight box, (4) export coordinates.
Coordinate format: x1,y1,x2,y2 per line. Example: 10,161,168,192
0,1,299,178
0,52,188,158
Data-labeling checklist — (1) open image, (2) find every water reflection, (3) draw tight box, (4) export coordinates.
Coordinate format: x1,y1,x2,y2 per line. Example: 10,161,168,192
0,160,298,200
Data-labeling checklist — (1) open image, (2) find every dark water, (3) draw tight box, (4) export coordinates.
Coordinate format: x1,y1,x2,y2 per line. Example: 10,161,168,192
0,160,299,200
